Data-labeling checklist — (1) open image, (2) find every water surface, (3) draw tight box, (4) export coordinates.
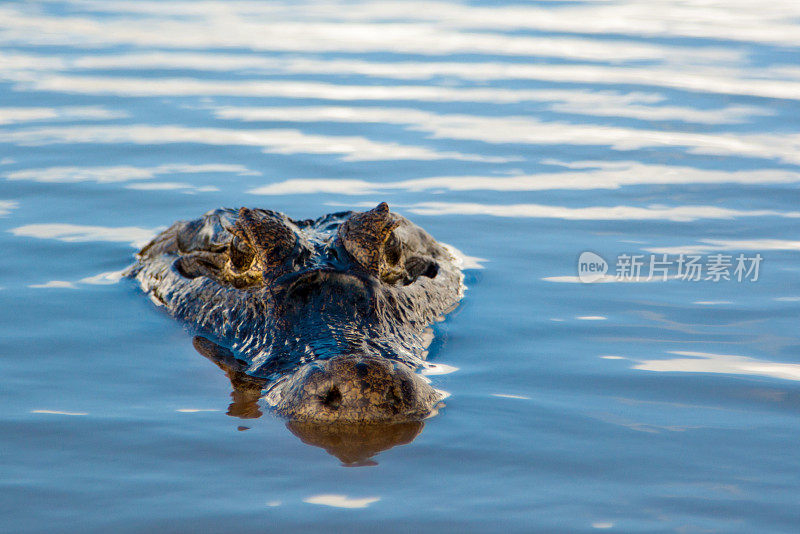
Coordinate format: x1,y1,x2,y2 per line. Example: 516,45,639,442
2,1,800,532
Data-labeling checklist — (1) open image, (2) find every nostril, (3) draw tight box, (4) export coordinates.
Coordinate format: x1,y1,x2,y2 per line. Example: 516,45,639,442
354,362,370,377
402,258,439,285
321,386,342,410
422,261,439,278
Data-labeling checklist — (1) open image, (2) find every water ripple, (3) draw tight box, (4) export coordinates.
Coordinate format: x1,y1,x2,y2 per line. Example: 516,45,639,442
0,124,505,162
9,223,160,248
3,0,800,530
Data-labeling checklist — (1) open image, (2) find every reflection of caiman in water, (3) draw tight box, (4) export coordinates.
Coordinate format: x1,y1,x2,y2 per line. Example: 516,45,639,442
126,203,463,464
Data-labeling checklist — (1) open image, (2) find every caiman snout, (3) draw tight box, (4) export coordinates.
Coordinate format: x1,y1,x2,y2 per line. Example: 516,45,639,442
269,355,442,423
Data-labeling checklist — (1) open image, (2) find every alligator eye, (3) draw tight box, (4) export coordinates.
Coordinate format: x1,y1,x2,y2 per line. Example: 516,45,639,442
384,232,401,266
229,236,254,270
234,208,297,269
338,202,401,277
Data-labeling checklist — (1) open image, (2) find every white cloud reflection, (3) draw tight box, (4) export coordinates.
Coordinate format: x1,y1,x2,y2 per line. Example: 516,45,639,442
124,182,219,192
29,270,127,291
0,3,739,63
0,124,502,162
29,280,78,289
9,74,618,104
0,200,18,216
396,202,800,222
156,0,797,49
9,223,159,248
6,163,256,184
491,393,531,400
5,48,800,103
646,239,800,255
215,98,770,126
45,0,800,52
0,106,125,125
634,351,800,382
303,494,380,509
6,46,800,103
39,102,781,164
249,160,800,195
30,409,88,416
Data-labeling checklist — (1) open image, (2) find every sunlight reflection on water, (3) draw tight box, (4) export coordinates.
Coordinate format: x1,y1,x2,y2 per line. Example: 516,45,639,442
2,0,800,532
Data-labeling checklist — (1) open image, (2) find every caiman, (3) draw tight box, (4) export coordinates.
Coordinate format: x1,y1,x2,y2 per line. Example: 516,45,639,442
126,203,463,436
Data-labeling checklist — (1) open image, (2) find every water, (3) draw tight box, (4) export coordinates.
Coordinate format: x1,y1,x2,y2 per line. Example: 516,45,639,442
2,1,800,531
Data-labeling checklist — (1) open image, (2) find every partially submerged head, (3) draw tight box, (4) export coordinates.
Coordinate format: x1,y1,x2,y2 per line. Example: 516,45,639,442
266,353,443,423
135,202,461,425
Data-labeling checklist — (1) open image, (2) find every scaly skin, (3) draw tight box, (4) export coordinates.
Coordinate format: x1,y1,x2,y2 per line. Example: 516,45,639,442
126,203,463,423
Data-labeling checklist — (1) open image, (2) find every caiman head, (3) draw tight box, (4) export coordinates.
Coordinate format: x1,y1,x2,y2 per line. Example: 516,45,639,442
142,202,461,424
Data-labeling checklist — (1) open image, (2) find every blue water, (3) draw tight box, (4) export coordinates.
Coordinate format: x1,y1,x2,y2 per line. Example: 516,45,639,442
2,1,800,532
